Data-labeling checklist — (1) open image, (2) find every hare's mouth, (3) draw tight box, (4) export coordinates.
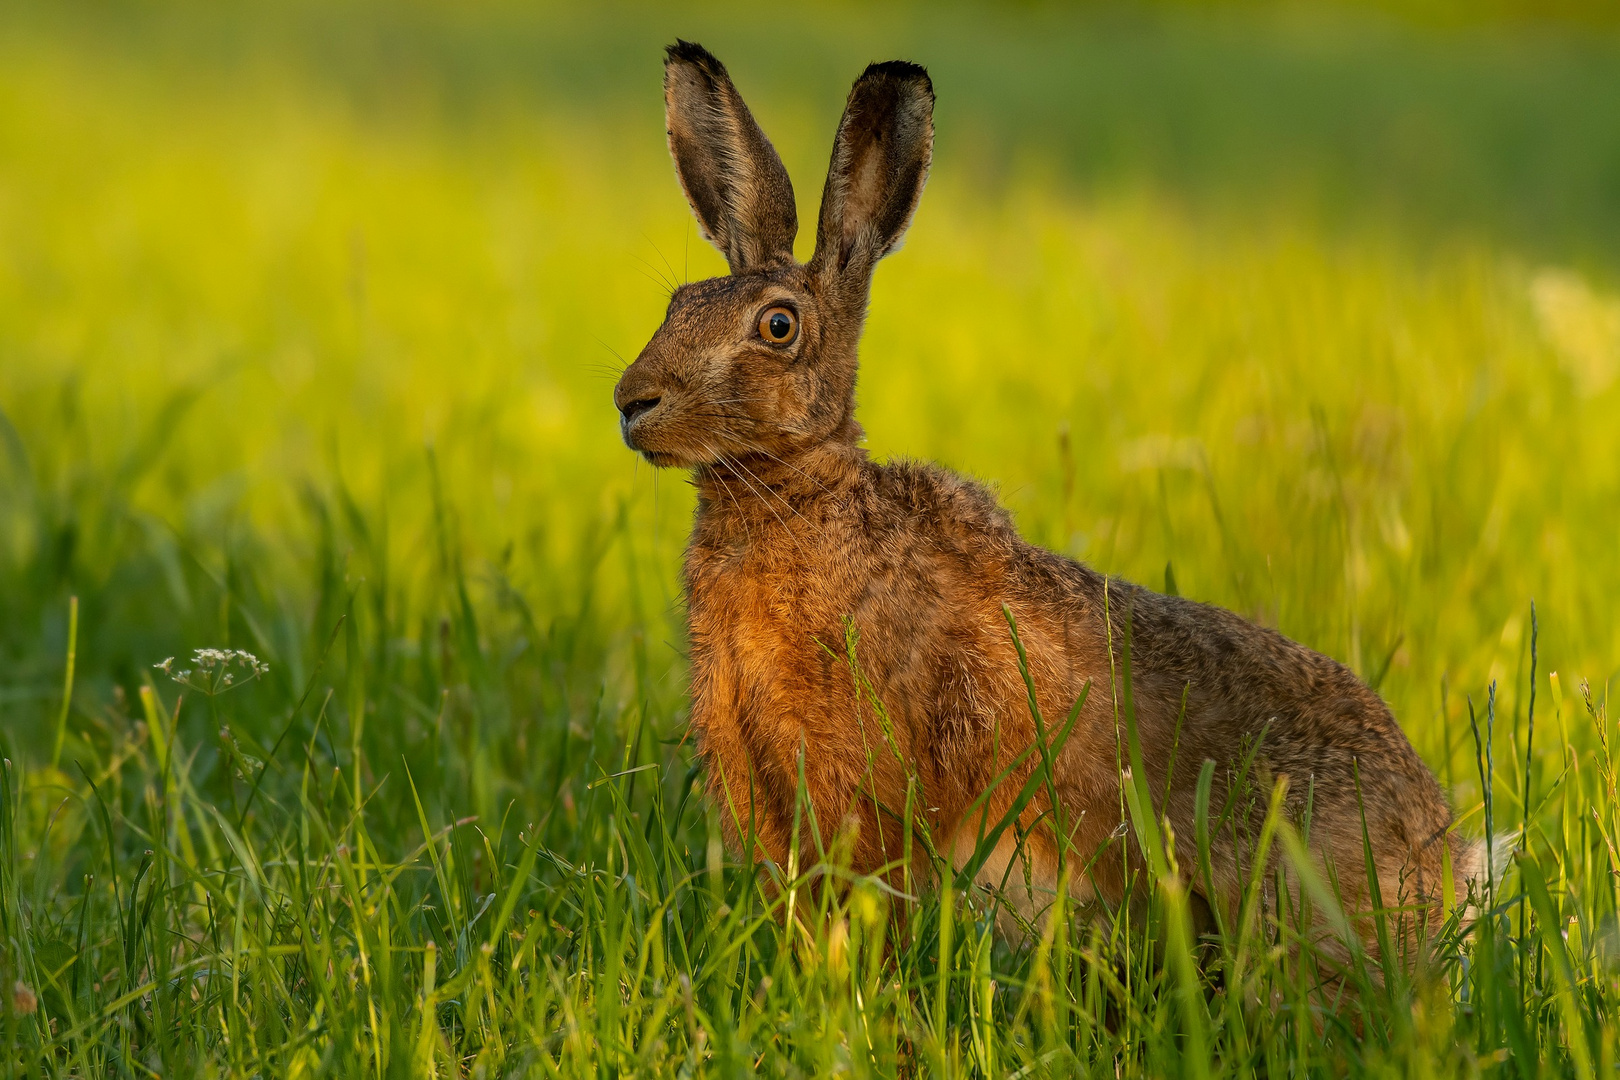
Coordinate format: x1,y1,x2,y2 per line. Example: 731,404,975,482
621,419,689,467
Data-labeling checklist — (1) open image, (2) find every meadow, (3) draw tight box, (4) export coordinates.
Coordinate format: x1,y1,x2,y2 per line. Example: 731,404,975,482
1,1,1618,1075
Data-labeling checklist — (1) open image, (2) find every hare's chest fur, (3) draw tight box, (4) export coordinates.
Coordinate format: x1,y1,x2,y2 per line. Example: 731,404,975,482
682,472,957,744
682,504,868,748
678,463,1119,863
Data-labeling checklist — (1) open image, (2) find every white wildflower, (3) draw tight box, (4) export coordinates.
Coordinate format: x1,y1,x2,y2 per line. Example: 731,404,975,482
158,647,270,696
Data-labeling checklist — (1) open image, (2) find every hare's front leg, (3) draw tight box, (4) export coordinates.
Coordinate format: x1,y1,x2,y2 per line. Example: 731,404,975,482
696,696,925,892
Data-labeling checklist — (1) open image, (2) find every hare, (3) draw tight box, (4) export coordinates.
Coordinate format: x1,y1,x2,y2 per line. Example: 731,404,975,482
615,41,1484,963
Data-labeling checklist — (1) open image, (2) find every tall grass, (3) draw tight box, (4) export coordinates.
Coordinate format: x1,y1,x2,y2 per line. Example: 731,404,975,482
1,1,1617,1075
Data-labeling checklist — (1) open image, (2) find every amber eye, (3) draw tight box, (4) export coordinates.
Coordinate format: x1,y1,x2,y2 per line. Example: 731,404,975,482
758,306,797,345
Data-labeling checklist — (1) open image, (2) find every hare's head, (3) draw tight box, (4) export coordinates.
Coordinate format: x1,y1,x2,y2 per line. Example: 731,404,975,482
614,42,933,468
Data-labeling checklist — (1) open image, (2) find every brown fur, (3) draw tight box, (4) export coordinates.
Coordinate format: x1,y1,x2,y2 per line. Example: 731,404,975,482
616,42,1481,966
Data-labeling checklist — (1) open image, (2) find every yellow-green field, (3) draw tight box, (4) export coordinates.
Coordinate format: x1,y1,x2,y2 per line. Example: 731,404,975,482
1,2,1618,1076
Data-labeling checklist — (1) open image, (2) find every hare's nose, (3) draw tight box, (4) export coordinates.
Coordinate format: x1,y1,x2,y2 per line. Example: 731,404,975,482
619,395,662,426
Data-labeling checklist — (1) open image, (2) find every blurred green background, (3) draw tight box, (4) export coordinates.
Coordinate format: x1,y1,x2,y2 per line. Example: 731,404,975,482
2,3,1619,1073
1,0,1617,787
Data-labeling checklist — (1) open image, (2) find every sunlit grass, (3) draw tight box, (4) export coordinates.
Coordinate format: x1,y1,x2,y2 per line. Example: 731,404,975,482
0,2,1617,1076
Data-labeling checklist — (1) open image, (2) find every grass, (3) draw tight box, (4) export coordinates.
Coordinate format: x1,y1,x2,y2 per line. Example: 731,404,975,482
1,0,1618,1075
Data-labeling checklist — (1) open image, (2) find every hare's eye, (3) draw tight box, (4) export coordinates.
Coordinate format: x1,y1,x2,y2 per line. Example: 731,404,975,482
758,306,797,345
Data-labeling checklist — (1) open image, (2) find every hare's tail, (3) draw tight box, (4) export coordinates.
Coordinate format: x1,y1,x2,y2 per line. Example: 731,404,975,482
1451,830,1518,920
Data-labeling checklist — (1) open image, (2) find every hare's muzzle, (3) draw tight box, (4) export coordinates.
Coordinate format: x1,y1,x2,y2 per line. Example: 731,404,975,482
617,394,662,445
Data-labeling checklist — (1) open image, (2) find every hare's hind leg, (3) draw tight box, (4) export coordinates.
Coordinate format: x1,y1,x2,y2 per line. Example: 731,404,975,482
947,827,1104,939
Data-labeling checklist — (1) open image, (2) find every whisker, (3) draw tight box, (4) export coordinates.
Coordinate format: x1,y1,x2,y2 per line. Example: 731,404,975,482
689,425,829,511
688,411,758,423
729,453,809,528
697,444,730,485
637,268,677,297
699,444,749,539
720,452,794,535
743,443,834,496
632,251,677,295
644,235,683,293
594,339,630,369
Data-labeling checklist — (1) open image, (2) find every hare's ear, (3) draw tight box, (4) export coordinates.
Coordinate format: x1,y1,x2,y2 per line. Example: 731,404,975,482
810,61,933,282
663,41,797,274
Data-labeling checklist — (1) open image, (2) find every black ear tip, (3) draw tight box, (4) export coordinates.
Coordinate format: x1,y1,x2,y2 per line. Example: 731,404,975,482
858,59,933,96
666,40,729,80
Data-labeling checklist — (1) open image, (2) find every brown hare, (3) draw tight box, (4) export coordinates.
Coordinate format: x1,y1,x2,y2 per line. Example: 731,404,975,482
615,41,1484,964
